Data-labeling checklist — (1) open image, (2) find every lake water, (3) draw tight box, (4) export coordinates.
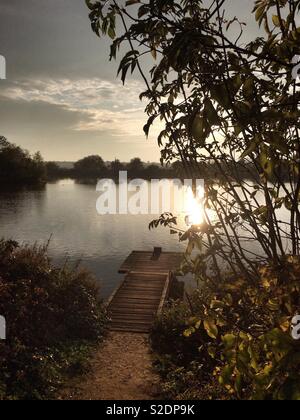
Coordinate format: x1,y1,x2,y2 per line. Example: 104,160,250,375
0,180,185,298
0,179,294,298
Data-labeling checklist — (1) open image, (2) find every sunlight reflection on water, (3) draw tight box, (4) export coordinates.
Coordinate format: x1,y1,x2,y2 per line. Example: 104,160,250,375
0,180,187,298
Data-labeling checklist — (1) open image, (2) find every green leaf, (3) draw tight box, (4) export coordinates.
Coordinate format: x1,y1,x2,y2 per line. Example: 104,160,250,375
267,298,280,311
255,6,265,23
191,114,210,145
151,48,157,60
272,15,281,28
204,318,218,339
211,84,231,109
138,5,150,18
219,365,234,385
235,373,243,397
183,327,195,337
222,334,237,349
85,0,94,11
108,26,116,40
243,77,255,99
240,142,257,160
234,124,243,136
204,99,220,126
143,115,157,137
208,345,217,359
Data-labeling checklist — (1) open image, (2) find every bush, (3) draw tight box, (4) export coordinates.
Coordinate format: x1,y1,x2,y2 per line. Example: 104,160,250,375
151,300,227,400
151,258,300,400
0,240,107,400
0,137,46,187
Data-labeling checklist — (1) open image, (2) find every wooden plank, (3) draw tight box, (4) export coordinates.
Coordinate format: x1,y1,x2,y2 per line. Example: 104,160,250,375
110,307,156,313
107,269,171,333
157,273,171,316
109,302,157,309
116,292,162,299
112,312,153,322
108,249,177,333
111,321,152,328
119,251,183,274
106,276,127,307
112,316,154,323
110,301,158,309
121,286,163,294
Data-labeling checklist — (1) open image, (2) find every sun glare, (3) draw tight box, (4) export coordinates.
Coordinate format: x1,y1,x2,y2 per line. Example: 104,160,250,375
185,186,204,226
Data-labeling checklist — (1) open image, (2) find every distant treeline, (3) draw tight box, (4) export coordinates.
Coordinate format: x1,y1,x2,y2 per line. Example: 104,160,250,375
46,155,289,182
0,136,291,188
0,137,178,188
47,155,289,184
46,156,181,181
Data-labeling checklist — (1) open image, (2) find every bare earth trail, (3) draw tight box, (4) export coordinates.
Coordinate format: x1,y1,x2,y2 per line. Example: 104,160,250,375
61,332,162,400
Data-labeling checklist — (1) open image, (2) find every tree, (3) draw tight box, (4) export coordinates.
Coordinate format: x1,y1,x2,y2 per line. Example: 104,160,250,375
171,161,185,179
0,137,46,186
31,152,46,181
87,0,300,275
127,157,144,178
110,159,125,178
74,155,108,178
87,1,300,399
0,136,9,150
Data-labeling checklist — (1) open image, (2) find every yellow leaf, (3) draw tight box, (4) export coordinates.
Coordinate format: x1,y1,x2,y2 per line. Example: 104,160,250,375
204,318,218,339
272,15,281,27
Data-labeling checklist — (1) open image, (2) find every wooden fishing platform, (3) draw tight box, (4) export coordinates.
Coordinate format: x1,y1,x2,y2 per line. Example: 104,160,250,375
108,249,183,333
119,249,183,274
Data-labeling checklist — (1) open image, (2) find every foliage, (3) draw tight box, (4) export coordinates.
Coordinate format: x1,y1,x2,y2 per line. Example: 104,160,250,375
86,0,300,400
0,240,108,400
47,156,183,181
151,299,229,400
87,0,300,272
151,258,300,400
74,155,109,179
0,137,46,187
127,157,144,178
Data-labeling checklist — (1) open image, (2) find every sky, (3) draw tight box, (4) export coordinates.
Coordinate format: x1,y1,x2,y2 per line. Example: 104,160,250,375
0,0,258,162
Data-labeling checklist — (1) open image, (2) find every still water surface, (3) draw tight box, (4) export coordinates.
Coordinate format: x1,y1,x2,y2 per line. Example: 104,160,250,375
0,180,184,298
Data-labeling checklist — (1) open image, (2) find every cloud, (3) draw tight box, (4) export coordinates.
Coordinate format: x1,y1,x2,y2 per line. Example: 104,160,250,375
0,77,162,161
1,78,152,140
0,95,90,132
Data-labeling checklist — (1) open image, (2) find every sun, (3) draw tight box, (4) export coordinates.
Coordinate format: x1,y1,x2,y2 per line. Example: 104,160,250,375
185,186,204,226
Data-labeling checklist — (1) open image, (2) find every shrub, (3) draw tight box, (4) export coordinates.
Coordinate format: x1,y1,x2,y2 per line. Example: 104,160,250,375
151,300,227,400
0,240,107,400
0,138,46,187
151,258,300,400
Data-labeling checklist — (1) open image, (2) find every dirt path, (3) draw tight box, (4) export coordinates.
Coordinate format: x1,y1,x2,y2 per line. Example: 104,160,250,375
61,332,162,400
